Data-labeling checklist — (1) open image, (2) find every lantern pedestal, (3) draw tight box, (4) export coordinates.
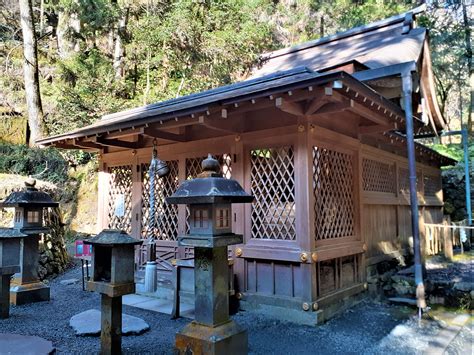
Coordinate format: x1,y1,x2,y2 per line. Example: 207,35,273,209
1,273,16,318
175,238,247,355
10,235,50,305
176,319,247,355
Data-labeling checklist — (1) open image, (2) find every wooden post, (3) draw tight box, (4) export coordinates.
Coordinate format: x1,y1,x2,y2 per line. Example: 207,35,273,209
443,220,453,261
100,294,122,355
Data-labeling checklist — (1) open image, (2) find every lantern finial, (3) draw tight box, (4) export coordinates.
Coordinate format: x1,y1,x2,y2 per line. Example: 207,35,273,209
200,154,220,177
25,177,36,190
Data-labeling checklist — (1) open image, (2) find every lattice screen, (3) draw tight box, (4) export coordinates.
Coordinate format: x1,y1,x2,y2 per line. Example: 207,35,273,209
399,168,423,195
140,160,180,241
424,174,441,197
185,154,232,232
313,146,354,240
250,146,296,240
362,158,396,193
107,165,133,233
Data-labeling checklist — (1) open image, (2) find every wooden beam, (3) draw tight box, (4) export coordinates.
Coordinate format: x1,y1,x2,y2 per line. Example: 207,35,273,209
313,99,354,115
104,127,144,139
304,88,332,115
143,127,187,142
347,101,394,127
198,116,242,134
73,139,103,151
275,97,304,116
358,124,393,135
96,137,143,149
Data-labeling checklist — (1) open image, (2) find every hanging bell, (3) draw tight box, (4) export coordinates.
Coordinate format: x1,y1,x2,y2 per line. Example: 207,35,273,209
155,157,170,178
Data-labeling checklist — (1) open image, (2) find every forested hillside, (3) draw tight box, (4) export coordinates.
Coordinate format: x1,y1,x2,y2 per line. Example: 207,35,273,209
1,0,471,144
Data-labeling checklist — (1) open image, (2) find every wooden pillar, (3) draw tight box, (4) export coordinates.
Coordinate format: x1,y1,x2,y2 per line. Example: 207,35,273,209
97,159,109,233
295,121,317,305
232,139,245,292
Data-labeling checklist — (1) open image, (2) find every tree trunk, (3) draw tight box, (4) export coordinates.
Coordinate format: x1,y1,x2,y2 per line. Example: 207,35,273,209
462,0,473,132
113,7,129,79
19,0,45,146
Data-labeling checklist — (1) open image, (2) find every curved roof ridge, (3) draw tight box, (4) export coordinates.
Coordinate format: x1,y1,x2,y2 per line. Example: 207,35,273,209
262,4,426,61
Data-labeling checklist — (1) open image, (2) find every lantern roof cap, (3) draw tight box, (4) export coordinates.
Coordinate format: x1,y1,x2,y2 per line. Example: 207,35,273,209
166,154,253,205
84,229,142,246
0,178,58,208
0,228,28,239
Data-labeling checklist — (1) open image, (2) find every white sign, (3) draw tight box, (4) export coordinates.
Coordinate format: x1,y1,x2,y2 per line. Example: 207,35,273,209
114,194,125,217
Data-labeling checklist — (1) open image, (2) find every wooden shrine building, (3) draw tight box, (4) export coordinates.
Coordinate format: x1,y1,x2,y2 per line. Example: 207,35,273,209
39,7,455,323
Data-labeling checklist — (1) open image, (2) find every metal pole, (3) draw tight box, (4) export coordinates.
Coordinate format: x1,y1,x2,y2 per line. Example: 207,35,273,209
462,127,472,225
402,72,426,312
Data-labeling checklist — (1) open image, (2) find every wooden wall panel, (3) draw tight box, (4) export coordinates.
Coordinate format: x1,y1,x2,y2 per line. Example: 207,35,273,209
363,204,398,258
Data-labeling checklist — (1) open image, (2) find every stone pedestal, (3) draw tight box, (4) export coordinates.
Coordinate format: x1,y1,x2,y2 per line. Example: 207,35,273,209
10,236,49,305
175,243,247,355
0,274,12,318
176,320,247,355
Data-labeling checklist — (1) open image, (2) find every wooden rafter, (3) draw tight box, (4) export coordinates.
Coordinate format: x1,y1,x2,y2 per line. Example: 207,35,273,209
143,127,187,142
275,97,304,116
358,124,393,135
96,137,143,149
73,139,103,151
312,99,354,115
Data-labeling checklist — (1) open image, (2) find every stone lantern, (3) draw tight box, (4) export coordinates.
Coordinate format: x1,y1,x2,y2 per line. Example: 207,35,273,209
0,178,58,305
0,228,27,318
166,154,253,355
84,229,142,355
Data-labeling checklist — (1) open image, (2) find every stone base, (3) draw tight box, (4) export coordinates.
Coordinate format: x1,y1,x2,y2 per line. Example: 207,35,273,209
10,282,50,305
175,320,247,355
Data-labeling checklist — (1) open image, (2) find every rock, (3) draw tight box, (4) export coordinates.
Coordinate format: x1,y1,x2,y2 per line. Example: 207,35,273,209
391,275,415,285
0,333,54,354
393,284,415,296
60,278,79,286
380,271,395,282
397,266,414,275
453,282,473,292
70,309,150,336
383,284,393,291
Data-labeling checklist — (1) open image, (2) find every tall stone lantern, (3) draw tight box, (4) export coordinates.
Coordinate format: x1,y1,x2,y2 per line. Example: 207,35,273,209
0,178,58,305
0,228,27,318
166,154,253,355
84,229,142,355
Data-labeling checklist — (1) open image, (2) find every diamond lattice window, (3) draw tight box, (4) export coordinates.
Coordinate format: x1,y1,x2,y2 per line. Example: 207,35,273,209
185,154,232,232
141,160,180,241
107,165,133,233
399,168,422,194
313,147,354,240
424,174,441,197
250,146,296,240
362,158,396,193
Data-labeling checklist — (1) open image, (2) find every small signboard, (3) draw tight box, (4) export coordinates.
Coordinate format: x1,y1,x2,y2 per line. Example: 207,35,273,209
114,194,125,217
75,240,92,259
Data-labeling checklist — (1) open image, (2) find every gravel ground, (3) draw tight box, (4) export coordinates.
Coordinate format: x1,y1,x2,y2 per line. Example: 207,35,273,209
1,264,471,354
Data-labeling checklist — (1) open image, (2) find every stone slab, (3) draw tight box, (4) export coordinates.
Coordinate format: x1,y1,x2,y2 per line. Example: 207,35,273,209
60,278,79,286
10,282,50,305
0,333,54,354
69,309,149,336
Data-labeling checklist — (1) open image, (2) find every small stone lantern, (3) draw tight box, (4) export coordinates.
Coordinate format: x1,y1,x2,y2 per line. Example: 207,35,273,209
84,229,142,355
0,178,58,305
0,228,27,318
166,154,253,355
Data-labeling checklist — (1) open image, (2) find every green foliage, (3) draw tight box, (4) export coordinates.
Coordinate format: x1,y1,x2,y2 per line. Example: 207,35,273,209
0,143,69,183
